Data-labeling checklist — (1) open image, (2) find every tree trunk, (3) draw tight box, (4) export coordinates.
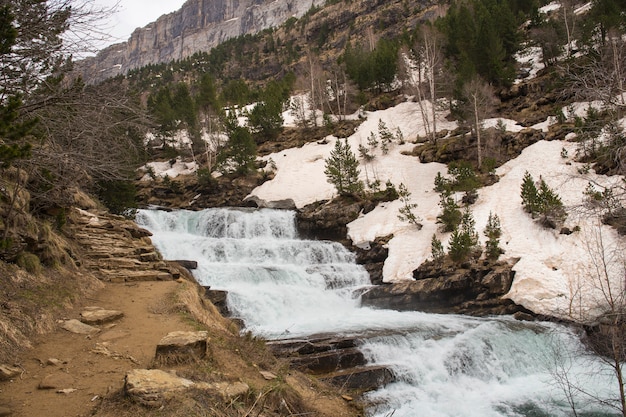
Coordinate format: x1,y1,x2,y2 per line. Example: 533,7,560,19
473,94,482,169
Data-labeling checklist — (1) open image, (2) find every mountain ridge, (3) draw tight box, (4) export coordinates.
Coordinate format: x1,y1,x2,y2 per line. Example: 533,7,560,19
78,0,326,83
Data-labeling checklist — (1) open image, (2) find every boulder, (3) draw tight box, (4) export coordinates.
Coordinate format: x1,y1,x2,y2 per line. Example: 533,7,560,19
155,331,209,364
297,197,366,242
80,308,124,325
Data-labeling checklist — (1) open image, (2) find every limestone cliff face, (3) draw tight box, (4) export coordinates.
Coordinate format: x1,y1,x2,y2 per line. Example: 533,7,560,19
78,0,325,83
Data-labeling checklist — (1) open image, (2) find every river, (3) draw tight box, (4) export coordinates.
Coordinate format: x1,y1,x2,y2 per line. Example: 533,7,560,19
136,207,621,417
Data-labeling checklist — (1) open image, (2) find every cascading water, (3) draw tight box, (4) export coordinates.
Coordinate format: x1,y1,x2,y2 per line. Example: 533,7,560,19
136,208,621,417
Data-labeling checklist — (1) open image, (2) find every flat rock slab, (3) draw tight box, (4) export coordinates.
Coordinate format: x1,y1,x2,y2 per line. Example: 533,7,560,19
155,331,209,364
39,372,76,390
80,309,124,325
125,369,195,407
61,319,99,335
125,369,249,407
0,364,21,380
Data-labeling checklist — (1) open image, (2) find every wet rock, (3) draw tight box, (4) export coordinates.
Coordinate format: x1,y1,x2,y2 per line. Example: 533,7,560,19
155,331,209,364
202,288,229,316
320,365,394,391
173,260,198,270
80,309,124,325
289,348,366,374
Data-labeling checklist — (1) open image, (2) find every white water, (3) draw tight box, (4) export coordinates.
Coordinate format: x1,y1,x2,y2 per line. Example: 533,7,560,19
136,208,622,417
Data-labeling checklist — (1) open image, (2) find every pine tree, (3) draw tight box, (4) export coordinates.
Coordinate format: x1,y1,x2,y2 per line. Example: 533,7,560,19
537,178,567,223
484,211,502,260
520,171,539,216
378,119,394,155
397,183,421,227
431,234,445,262
437,193,462,232
324,139,363,196
448,207,480,263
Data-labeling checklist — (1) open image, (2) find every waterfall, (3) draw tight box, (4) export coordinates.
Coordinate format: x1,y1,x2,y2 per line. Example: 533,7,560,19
137,208,621,417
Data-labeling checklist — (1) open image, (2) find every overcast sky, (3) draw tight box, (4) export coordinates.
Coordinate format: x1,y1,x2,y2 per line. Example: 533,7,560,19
94,0,188,47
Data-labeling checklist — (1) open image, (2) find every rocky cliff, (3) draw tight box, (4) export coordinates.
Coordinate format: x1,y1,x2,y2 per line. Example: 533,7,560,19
78,0,325,83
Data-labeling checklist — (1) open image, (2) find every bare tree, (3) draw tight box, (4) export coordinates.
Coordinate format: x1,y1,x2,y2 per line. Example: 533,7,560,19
23,80,149,212
567,33,626,112
461,76,497,169
556,223,626,416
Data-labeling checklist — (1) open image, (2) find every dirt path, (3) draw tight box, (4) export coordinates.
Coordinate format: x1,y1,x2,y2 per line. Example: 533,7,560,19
0,280,194,417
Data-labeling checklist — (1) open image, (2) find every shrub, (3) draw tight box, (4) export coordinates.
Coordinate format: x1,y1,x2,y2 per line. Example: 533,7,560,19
17,252,42,274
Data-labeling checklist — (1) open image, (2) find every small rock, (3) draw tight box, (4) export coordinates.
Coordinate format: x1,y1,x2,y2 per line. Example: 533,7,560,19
0,406,12,416
39,372,75,390
46,358,63,367
0,364,21,380
259,371,277,380
513,311,536,322
56,388,77,394
80,309,124,325
61,319,99,335
342,394,353,401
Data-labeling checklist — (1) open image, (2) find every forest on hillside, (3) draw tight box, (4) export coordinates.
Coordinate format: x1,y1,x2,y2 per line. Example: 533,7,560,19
0,0,625,270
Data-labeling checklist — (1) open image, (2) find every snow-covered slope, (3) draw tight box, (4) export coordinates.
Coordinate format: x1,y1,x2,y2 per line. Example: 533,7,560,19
248,101,625,322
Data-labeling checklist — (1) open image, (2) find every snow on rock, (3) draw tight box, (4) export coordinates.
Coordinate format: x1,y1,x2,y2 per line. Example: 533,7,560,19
482,118,525,132
514,46,545,84
539,2,561,14
139,157,198,181
486,140,624,320
250,98,625,321
250,101,457,208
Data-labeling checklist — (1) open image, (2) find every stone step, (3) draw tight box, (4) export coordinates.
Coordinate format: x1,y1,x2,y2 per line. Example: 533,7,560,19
155,331,210,365
99,269,173,283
